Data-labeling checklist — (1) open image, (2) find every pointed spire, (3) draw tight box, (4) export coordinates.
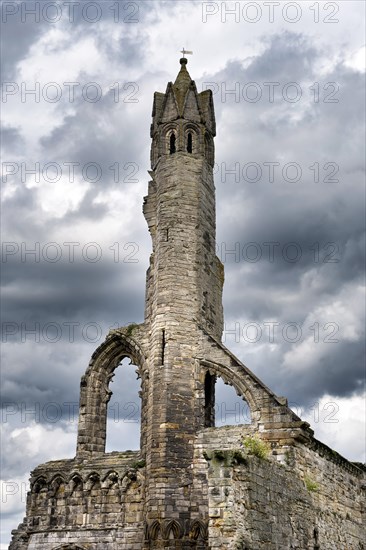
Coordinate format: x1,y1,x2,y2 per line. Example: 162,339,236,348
173,58,192,113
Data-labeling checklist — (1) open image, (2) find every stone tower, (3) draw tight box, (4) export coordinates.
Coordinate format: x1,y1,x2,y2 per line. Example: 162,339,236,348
10,59,365,550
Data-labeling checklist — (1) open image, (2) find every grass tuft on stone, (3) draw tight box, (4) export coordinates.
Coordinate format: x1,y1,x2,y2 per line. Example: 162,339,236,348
242,435,271,460
304,475,319,492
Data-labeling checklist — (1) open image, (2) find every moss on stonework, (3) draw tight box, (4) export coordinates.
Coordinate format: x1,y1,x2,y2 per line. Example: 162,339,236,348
242,435,271,460
125,323,139,336
218,260,225,285
234,534,250,550
131,459,146,469
304,475,319,492
213,450,226,461
203,449,247,467
284,449,295,467
232,450,247,465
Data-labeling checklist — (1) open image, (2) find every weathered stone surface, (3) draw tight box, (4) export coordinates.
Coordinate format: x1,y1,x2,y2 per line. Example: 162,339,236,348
197,426,365,549
10,58,365,550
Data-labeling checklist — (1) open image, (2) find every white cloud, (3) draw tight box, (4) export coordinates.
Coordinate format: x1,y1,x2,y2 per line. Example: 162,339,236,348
0,422,77,546
301,393,366,462
1,422,77,475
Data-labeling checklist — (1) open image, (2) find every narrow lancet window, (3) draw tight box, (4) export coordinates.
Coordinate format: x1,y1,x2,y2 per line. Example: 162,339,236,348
187,132,193,153
169,133,176,154
204,372,215,427
161,329,166,365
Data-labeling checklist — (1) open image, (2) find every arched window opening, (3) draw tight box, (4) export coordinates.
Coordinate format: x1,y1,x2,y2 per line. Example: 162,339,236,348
215,377,251,427
204,372,216,427
187,132,193,153
169,132,176,154
106,357,141,452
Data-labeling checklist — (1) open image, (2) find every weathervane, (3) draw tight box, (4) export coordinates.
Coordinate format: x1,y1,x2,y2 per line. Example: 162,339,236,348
181,48,193,59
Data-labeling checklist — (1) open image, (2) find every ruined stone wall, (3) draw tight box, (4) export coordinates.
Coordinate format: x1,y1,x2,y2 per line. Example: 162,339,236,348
10,421,365,550
196,425,365,550
9,452,145,550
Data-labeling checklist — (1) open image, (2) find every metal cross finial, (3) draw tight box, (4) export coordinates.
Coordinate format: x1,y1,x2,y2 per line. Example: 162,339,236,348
181,48,193,59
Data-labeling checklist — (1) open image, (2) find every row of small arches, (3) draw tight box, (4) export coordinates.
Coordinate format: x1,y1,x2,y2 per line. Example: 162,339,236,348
167,128,213,160
32,469,138,495
147,518,208,541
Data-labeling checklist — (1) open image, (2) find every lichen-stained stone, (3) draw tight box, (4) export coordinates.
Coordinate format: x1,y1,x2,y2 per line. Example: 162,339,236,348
10,58,365,550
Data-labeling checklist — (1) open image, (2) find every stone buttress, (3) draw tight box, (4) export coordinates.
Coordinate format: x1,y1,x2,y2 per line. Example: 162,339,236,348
10,59,365,550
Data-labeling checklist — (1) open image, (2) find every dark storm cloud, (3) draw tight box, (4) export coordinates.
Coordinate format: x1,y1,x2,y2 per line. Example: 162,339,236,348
1,256,145,322
2,30,364,413
0,1,47,80
1,179,108,242
247,32,318,81
0,0,153,76
0,125,25,154
1,337,144,412
194,32,365,406
1,341,86,406
202,32,319,99
284,341,364,401
0,254,146,407
1,2,153,419
39,97,146,184
99,31,147,67
236,334,365,407
0,180,40,238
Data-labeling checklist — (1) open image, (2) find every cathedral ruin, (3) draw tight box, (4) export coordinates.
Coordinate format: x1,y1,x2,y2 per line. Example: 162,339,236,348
10,57,365,550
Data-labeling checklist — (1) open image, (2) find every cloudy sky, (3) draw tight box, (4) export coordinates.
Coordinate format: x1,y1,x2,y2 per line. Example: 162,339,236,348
1,0,365,546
